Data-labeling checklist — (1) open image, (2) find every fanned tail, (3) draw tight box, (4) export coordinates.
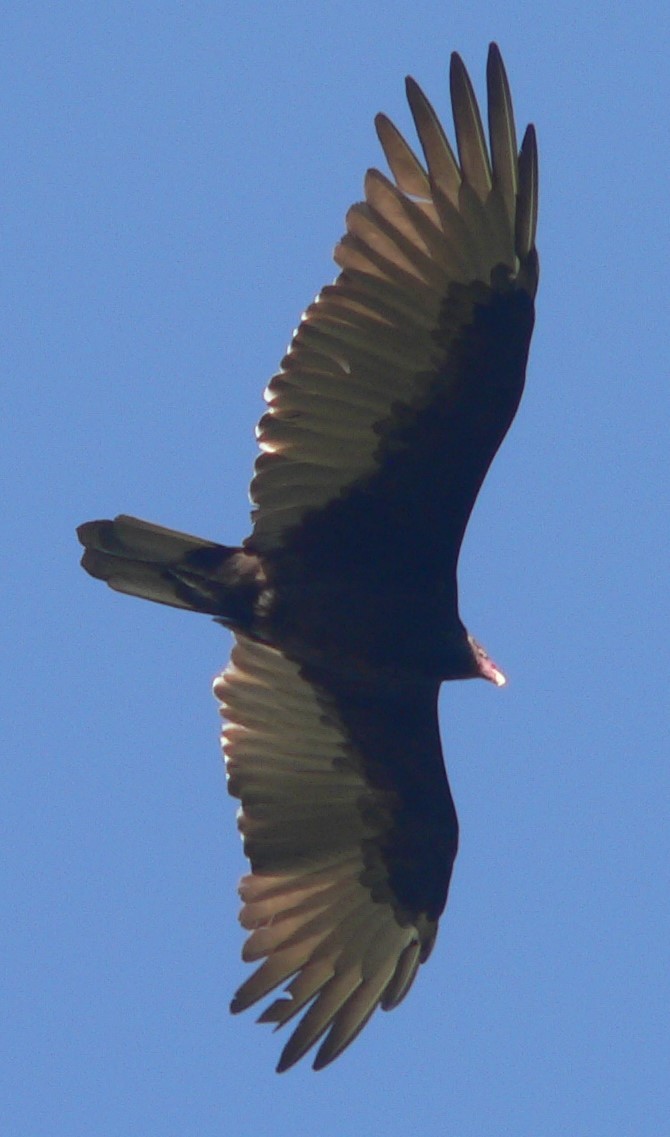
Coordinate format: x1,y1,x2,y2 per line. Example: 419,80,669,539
77,514,260,621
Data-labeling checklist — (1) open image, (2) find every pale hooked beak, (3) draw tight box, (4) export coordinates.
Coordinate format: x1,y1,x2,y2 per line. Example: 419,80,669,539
484,659,507,687
469,634,507,686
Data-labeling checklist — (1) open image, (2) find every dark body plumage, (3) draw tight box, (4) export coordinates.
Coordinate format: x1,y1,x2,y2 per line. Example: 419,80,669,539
263,282,535,675
78,44,538,1071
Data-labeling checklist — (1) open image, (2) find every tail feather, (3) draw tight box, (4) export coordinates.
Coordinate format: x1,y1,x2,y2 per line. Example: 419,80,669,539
77,514,260,621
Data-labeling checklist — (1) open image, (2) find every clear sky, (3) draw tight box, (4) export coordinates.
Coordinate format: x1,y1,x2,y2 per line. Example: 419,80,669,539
3,3,669,1134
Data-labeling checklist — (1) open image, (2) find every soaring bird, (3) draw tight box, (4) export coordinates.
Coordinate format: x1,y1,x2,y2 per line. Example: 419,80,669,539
78,43,538,1071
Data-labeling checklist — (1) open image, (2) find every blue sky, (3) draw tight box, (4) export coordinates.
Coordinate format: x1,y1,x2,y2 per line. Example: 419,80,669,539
3,3,669,1133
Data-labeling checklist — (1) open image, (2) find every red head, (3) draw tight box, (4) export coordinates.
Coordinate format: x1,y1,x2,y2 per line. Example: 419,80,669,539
467,634,506,686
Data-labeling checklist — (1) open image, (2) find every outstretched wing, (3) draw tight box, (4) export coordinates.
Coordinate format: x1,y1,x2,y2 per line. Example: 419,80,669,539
248,44,538,571
214,635,457,1071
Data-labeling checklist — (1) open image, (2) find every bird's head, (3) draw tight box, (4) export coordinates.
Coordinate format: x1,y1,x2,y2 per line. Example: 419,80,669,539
467,634,506,686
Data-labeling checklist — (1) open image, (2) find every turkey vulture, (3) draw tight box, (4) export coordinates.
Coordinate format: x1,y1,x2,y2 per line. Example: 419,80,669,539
77,43,538,1071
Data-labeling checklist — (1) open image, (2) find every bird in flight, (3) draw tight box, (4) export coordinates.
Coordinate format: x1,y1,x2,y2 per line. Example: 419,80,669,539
78,42,538,1072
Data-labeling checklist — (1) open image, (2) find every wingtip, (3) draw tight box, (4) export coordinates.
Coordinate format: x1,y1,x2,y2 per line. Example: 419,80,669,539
516,122,539,265
404,74,420,100
275,1046,298,1075
486,42,507,95
522,121,538,151
311,1049,336,1073
448,49,472,98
